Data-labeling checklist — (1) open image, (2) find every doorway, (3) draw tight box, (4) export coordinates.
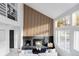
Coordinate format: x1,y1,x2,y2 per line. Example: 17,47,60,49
9,30,14,48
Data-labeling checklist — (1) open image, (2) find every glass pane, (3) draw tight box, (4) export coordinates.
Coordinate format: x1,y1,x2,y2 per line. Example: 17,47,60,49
72,11,79,26
57,19,65,28
54,31,58,43
74,31,79,51
57,30,65,49
60,30,65,49
64,16,71,26
57,30,70,51
65,31,70,51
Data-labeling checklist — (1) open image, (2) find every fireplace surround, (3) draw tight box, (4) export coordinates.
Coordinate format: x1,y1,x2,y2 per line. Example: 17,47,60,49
22,36,55,50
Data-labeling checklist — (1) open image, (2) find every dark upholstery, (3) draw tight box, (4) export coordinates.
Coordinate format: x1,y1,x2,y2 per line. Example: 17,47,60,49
32,48,46,54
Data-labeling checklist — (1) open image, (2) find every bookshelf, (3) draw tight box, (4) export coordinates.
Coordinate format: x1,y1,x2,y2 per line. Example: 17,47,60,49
0,3,17,21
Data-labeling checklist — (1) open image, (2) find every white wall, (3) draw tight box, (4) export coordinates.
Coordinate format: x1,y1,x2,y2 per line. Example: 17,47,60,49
0,3,24,56
0,24,9,56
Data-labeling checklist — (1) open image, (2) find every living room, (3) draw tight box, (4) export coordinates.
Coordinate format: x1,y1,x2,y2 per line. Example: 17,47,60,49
1,3,79,56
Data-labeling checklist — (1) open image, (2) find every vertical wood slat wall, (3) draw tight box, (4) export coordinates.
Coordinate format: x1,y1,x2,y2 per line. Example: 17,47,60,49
23,4,53,36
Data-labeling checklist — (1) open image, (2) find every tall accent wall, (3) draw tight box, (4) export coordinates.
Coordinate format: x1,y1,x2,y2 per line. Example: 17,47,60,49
23,4,53,36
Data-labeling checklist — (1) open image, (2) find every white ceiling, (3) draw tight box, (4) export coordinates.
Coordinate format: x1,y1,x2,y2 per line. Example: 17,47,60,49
26,3,78,19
